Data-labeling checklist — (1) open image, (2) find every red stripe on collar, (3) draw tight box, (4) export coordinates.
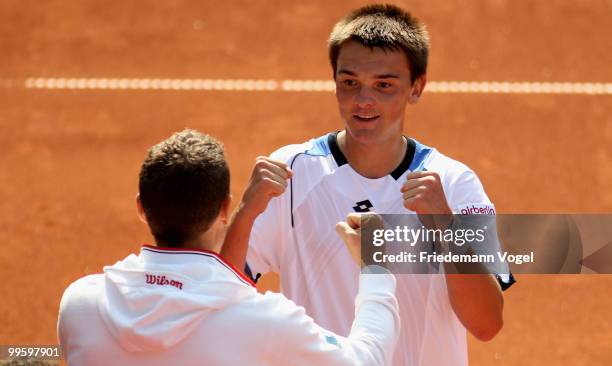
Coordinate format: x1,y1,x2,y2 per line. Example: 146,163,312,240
142,245,256,287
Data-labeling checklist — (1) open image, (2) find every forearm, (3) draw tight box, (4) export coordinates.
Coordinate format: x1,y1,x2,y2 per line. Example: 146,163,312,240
445,273,503,341
347,267,400,366
220,204,258,272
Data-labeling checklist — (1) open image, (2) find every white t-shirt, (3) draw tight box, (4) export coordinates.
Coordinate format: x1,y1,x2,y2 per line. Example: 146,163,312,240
247,132,513,366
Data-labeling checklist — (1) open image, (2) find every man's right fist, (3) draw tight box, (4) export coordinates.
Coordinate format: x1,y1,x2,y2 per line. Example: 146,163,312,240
240,156,292,218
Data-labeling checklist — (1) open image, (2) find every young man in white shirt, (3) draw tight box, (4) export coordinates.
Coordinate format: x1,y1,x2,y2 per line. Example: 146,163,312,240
58,129,400,365
242,4,515,366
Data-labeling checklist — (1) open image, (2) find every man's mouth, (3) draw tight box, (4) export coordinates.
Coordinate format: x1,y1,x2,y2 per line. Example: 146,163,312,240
353,114,380,122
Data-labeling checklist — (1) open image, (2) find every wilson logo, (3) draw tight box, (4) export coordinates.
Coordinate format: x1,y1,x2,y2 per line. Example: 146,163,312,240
145,274,184,290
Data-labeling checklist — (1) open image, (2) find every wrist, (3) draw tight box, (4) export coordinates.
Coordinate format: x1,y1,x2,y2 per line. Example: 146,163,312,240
432,203,453,229
235,201,263,223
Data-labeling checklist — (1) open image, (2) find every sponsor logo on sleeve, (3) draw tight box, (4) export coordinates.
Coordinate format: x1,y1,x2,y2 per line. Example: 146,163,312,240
457,203,496,215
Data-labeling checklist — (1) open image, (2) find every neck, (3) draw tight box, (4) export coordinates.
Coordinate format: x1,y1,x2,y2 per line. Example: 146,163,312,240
155,231,220,253
337,130,407,178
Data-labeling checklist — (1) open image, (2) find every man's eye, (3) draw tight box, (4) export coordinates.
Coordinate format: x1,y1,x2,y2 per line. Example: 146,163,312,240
342,79,357,86
377,82,392,88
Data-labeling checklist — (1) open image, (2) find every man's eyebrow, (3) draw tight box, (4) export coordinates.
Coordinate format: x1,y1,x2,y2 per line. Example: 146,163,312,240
337,69,356,76
374,73,400,79
337,69,400,79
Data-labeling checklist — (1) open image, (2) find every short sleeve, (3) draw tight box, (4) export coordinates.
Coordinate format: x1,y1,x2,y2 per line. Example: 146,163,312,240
446,169,494,212
445,168,516,290
247,193,291,275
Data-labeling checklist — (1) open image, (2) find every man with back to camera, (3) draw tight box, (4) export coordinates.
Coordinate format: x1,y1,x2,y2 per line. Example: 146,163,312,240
236,4,516,366
57,129,401,365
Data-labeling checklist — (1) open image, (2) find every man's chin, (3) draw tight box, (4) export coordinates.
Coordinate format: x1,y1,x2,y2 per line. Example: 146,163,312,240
345,128,382,145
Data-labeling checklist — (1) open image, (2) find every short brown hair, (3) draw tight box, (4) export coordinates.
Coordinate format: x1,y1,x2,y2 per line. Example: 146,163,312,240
139,129,230,246
328,4,429,83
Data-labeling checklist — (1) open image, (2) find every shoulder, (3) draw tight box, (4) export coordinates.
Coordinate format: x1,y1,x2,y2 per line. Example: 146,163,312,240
216,292,330,361
220,291,312,333
250,291,305,317
265,133,339,209
251,291,313,326
408,139,473,180
425,149,477,182
269,133,334,164
418,145,493,208
58,274,105,336
59,274,104,311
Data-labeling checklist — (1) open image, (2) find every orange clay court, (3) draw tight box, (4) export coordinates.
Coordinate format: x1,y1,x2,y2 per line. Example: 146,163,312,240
0,1,611,365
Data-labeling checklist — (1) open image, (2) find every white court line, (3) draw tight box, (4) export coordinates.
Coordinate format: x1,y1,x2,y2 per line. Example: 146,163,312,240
14,77,612,95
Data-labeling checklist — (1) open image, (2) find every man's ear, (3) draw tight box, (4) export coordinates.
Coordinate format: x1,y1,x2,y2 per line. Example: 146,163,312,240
136,193,148,224
219,194,232,225
408,74,427,104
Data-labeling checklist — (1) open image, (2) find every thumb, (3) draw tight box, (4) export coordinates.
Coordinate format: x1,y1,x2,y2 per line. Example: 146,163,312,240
336,221,362,266
335,221,355,242
345,212,363,230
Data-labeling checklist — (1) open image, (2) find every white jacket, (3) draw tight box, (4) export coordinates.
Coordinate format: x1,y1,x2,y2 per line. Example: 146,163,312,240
58,245,400,366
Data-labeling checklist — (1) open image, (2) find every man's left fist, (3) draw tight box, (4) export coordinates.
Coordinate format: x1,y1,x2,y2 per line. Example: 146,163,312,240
400,171,452,215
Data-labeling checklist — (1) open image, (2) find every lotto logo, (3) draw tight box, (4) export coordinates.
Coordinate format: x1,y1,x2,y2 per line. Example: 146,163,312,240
353,199,373,212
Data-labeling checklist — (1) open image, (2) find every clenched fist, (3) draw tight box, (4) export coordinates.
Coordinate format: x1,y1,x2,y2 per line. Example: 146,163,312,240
401,171,451,214
401,171,452,229
240,156,293,218
336,213,385,267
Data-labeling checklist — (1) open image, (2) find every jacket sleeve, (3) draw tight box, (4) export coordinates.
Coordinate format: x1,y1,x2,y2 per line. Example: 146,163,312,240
264,267,400,366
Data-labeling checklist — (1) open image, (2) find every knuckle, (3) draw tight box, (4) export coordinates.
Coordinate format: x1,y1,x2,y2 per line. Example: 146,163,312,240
273,160,287,168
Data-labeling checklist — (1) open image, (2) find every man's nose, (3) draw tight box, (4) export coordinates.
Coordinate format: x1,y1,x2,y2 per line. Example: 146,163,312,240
355,86,376,109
